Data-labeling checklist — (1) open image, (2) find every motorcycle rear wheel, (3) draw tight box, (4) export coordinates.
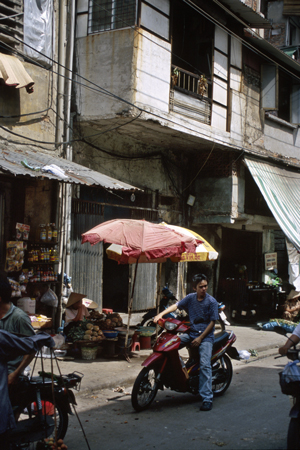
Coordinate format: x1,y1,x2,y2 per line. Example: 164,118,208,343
212,354,233,397
132,367,159,412
14,395,69,444
287,417,300,449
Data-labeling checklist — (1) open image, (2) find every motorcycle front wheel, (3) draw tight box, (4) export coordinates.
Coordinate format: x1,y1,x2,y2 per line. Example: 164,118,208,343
14,395,69,443
131,367,159,412
287,417,300,449
212,354,233,397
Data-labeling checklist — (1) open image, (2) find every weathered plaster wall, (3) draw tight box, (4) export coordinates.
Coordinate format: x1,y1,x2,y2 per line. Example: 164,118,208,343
133,29,171,113
193,177,233,224
75,30,136,119
264,119,300,159
24,179,56,238
73,129,173,193
0,65,57,146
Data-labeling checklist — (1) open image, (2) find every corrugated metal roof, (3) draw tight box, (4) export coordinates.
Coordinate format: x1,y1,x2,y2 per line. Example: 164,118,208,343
244,31,300,74
245,158,300,252
215,0,271,28
0,147,139,190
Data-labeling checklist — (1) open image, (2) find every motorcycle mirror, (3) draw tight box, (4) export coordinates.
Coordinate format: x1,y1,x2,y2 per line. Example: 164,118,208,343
273,325,287,336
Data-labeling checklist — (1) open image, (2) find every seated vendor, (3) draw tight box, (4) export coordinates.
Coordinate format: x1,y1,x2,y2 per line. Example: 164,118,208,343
65,292,89,325
282,289,300,322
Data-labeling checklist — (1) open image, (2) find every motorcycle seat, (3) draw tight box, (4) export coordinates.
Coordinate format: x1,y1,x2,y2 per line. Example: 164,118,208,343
213,331,230,351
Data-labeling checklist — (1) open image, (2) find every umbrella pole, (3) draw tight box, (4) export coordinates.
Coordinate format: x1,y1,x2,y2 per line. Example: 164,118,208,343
156,263,162,339
125,259,139,358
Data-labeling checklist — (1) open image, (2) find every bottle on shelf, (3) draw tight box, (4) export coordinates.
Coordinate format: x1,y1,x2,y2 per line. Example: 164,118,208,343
46,223,52,242
40,224,46,242
34,247,39,262
39,247,45,262
28,249,34,263
53,246,59,262
50,248,55,262
52,223,58,243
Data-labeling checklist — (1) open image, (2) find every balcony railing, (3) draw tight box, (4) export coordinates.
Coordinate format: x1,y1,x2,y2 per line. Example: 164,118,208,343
171,65,209,97
170,65,211,124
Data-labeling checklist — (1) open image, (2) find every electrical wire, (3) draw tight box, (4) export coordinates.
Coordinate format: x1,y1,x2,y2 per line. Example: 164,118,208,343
183,143,215,191
1,2,300,166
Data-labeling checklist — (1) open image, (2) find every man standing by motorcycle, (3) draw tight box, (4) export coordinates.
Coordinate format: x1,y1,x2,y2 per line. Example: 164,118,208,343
0,272,35,386
0,330,54,450
154,274,219,411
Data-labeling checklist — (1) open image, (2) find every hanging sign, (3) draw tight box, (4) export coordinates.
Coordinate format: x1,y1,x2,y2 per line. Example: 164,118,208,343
265,252,277,271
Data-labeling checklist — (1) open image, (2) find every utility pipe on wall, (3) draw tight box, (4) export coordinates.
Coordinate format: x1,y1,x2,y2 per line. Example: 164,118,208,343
64,0,76,277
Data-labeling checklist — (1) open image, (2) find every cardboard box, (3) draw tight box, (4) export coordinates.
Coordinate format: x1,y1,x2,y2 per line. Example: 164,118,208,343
17,298,36,315
31,319,52,329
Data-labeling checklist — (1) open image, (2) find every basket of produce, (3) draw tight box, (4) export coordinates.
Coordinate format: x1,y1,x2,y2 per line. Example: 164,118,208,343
81,345,98,360
103,330,119,339
66,320,105,343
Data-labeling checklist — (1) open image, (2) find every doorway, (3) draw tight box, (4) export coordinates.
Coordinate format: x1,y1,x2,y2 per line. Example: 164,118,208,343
218,228,262,316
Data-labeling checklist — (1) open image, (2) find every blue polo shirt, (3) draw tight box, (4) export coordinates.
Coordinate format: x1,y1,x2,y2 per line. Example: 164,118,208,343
177,292,219,343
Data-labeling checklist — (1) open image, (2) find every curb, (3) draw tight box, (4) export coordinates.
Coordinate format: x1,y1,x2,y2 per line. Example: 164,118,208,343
76,343,283,395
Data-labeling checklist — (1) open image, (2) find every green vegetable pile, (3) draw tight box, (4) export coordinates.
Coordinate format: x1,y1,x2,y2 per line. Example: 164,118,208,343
66,320,88,341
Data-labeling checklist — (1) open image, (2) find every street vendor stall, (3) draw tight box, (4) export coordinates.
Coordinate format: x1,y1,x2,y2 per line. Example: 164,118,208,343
81,218,202,358
63,306,137,359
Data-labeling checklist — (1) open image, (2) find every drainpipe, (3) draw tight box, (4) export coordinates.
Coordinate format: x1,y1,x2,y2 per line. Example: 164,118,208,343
57,0,67,269
64,0,76,277
56,0,67,329
56,0,67,155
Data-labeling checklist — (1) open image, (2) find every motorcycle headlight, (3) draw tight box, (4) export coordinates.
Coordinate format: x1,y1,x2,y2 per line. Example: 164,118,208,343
165,321,178,331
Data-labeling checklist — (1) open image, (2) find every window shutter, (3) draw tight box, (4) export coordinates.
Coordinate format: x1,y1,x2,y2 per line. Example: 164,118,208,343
261,65,277,109
291,85,300,124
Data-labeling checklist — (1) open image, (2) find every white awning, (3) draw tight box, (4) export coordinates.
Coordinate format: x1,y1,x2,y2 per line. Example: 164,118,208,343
245,158,300,251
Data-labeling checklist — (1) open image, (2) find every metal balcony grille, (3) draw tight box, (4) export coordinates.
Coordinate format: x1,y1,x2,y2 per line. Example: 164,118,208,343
88,0,136,34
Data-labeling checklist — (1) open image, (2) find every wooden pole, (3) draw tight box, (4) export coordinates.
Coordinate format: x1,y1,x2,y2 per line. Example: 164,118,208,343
125,258,139,353
155,263,162,338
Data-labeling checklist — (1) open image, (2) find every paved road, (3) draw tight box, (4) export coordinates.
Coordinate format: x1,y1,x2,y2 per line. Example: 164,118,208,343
64,351,291,450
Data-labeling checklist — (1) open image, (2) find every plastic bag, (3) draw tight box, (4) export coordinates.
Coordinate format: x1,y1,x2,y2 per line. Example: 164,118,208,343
238,350,251,360
52,333,65,349
282,360,300,383
40,288,58,307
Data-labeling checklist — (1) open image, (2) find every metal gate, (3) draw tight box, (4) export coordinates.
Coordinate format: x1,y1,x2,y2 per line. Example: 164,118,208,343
70,199,159,312
70,205,103,308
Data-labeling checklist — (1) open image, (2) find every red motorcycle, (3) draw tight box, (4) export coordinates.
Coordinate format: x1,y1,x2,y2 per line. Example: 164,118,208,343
132,317,239,411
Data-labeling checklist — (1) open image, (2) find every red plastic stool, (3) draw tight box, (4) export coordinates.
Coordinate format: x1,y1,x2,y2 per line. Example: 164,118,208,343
102,308,113,314
131,332,141,352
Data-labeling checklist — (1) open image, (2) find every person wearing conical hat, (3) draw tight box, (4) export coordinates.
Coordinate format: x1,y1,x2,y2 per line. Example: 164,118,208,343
65,292,90,325
283,289,300,321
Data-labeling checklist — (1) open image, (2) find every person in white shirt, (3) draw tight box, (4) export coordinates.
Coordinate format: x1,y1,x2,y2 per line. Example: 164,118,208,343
64,292,89,325
279,323,300,355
